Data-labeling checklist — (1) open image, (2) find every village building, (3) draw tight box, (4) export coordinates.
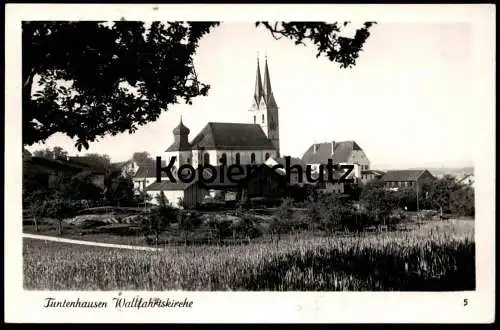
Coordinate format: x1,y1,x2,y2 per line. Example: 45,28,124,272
23,155,106,189
300,140,372,193
381,169,435,190
360,169,386,184
144,181,209,209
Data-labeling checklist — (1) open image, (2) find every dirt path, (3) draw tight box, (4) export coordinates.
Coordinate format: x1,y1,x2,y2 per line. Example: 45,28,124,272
22,233,163,251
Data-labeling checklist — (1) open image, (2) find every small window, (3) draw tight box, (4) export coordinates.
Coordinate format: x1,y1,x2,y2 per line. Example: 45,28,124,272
265,153,270,161
235,153,241,165
251,153,256,164
261,114,264,124
253,116,256,124
203,153,210,165
220,153,227,165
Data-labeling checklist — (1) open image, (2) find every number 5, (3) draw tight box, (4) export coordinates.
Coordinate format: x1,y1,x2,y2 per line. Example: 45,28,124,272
463,298,468,306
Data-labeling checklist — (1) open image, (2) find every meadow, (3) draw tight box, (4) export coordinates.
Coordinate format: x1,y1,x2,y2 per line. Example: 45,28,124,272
23,220,475,291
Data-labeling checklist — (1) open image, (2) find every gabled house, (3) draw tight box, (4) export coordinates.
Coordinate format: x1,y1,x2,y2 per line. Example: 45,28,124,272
381,169,435,190
301,141,370,181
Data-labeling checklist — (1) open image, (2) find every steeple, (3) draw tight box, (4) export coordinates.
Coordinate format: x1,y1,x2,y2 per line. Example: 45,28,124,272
262,56,278,108
173,116,190,136
253,55,263,104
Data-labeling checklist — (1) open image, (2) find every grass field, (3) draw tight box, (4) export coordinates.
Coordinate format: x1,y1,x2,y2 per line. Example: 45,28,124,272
23,220,475,291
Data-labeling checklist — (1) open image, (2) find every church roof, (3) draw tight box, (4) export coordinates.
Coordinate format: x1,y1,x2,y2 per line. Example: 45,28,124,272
262,58,278,108
166,118,192,152
166,140,192,152
253,58,263,105
301,141,364,165
190,122,275,151
173,118,190,135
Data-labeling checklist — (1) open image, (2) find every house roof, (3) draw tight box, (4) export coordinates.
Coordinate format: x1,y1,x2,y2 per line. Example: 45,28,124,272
28,156,104,174
145,181,195,192
381,170,432,182
69,156,108,172
111,160,132,169
134,164,170,178
274,156,305,167
301,141,364,165
361,169,386,176
190,122,275,151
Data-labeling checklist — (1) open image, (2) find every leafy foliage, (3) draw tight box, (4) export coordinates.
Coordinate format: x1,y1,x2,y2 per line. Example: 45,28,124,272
23,21,375,149
256,22,376,68
103,173,135,206
359,180,399,221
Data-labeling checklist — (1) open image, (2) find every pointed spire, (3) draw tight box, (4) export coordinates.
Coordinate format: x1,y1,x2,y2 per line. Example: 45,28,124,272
262,56,277,108
253,54,263,104
173,115,190,135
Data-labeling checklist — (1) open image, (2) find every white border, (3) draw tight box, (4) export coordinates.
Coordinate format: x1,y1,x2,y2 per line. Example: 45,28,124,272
5,4,495,323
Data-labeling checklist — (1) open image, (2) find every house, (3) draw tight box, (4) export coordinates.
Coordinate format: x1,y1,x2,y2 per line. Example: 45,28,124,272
131,162,171,195
111,160,140,177
381,169,435,190
163,57,281,175
301,140,370,181
360,169,386,184
458,173,475,188
144,181,209,209
24,156,106,189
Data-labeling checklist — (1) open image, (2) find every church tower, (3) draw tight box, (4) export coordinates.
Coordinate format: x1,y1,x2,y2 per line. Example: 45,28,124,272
165,116,193,173
250,56,280,157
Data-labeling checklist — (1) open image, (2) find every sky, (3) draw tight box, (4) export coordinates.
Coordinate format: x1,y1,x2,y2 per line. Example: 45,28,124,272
25,22,477,169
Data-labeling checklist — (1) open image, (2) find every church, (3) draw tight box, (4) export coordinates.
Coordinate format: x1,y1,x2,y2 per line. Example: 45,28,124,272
164,56,281,173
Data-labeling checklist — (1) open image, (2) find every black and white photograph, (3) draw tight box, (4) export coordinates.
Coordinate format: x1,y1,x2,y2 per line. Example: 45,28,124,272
5,3,495,324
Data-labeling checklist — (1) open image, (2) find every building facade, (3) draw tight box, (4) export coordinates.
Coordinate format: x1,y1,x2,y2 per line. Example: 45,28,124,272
301,141,370,181
381,169,435,190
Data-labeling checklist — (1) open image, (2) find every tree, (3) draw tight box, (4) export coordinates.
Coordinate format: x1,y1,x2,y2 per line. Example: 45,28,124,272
81,153,112,169
360,180,398,225
23,21,375,150
104,173,135,207
132,151,153,165
422,175,474,217
33,146,68,160
39,198,74,236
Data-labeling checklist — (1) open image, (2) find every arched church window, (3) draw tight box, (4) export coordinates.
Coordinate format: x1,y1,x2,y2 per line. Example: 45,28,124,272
251,153,256,164
253,116,256,124
262,114,265,124
265,153,270,161
203,153,210,165
235,153,241,165
220,153,227,165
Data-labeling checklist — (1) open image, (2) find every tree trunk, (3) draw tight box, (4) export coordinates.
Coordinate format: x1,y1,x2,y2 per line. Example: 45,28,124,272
33,216,38,233
57,220,63,236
